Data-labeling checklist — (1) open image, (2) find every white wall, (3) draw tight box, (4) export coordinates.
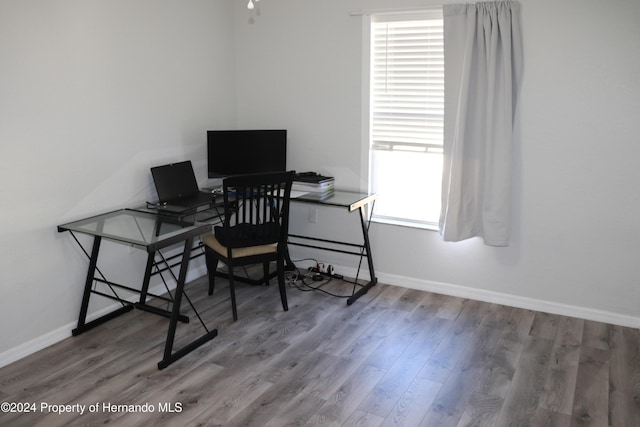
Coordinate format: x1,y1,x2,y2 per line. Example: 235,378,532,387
234,0,640,326
0,0,237,361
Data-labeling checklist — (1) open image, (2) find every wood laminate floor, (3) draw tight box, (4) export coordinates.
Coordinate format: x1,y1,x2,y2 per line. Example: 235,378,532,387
1,274,638,426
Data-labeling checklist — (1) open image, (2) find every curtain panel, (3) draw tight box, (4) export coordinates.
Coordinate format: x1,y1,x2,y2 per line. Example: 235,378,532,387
439,1,523,246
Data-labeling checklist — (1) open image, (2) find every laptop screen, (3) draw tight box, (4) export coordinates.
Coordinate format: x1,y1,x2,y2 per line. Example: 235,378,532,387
151,161,200,203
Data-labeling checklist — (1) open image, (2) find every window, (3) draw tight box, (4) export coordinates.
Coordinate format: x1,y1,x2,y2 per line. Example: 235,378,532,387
369,10,444,229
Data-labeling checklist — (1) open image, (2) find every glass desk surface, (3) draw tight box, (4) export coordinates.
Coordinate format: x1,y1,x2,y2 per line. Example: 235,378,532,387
132,191,377,219
293,190,377,212
58,209,211,251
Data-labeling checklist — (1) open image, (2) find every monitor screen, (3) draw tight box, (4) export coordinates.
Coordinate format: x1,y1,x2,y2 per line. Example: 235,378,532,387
207,130,287,178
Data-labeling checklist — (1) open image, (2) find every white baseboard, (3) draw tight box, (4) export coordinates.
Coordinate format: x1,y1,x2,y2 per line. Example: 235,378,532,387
0,326,74,370
0,265,207,369
323,263,639,329
375,270,639,329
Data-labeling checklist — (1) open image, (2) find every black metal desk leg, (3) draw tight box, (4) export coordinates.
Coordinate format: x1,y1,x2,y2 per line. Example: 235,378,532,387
72,236,101,335
359,205,376,284
72,236,133,335
138,252,155,304
346,205,378,305
158,237,218,369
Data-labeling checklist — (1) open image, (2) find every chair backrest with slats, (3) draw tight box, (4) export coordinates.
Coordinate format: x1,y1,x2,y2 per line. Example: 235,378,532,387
218,171,294,250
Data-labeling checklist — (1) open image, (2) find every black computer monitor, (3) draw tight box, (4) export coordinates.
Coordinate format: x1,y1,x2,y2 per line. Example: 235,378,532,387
207,130,287,178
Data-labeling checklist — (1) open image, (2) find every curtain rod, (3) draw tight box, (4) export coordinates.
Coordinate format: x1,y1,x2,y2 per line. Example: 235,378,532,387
349,7,440,17
350,1,515,16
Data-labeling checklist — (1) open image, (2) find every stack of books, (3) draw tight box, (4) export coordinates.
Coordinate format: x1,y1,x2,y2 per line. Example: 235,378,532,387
292,172,335,199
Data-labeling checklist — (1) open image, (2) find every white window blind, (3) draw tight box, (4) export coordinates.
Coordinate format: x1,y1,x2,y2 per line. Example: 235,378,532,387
371,12,444,153
369,11,445,227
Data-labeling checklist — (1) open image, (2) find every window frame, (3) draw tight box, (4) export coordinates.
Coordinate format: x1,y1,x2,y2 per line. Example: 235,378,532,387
366,9,445,231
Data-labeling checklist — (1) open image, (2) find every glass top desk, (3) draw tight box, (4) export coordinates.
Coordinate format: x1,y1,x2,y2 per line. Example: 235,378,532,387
58,209,217,369
288,190,378,305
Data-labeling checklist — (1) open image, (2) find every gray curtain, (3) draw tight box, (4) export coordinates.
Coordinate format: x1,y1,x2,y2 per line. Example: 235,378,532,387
439,1,523,246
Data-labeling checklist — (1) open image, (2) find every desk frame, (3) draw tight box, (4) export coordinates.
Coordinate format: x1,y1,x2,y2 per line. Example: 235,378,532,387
58,209,218,370
287,192,378,305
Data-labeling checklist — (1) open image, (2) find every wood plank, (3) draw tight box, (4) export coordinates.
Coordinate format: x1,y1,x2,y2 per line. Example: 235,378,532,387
471,308,535,400
262,392,326,427
221,350,333,426
338,308,406,360
538,316,583,415
608,325,640,427
363,304,434,370
571,346,610,426
186,372,274,425
306,363,386,426
454,391,504,427
582,319,613,350
494,336,555,426
342,410,385,427
529,406,572,427
357,348,430,418
417,299,491,383
381,378,440,426
529,311,561,340
419,325,503,427
391,288,432,312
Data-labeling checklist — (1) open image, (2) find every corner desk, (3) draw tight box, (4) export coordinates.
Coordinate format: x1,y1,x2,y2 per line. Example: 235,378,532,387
57,190,377,369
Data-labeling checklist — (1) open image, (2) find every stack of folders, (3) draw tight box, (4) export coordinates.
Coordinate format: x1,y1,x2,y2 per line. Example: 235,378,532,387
292,172,335,200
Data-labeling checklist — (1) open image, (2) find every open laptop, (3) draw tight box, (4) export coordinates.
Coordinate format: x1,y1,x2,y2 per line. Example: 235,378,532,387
150,160,215,213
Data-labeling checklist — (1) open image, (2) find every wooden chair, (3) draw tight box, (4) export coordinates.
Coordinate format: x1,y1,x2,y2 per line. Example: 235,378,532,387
202,171,294,321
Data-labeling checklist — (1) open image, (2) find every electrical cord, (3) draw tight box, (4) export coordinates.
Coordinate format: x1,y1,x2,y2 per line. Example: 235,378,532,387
286,258,356,299
194,246,364,299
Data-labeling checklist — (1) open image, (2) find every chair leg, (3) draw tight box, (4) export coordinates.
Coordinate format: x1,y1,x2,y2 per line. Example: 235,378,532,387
204,247,219,296
262,261,270,286
277,256,288,312
228,263,239,321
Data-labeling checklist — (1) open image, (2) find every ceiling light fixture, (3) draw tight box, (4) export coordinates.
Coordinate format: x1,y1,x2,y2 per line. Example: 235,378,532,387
247,0,260,9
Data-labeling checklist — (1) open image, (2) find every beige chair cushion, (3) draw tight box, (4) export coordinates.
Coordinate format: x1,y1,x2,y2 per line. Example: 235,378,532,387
202,233,278,259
